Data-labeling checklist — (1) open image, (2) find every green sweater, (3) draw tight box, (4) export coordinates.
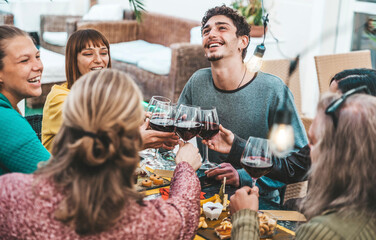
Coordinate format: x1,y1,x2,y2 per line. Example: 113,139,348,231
0,93,50,175
178,68,308,201
232,209,376,240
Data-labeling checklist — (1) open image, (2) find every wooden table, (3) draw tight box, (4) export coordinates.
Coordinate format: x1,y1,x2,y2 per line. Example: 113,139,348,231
144,174,300,240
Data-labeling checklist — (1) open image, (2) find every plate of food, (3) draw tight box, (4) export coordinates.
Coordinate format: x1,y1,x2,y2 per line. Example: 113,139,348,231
136,173,170,191
258,211,278,238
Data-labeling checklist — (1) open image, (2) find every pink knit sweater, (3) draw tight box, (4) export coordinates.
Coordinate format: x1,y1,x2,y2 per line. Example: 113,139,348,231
0,162,200,240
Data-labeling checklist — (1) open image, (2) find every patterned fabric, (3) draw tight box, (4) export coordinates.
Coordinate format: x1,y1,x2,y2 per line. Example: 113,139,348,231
41,82,70,152
0,162,201,239
231,208,376,240
0,93,50,175
231,209,260,240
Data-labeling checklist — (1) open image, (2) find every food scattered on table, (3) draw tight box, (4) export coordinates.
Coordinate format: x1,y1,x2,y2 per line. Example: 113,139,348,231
153,177,164,185
203,202,223,220
141,179,152,187
198,216,208,229
214,218,232,240
150,174,160,181
258,211,277,236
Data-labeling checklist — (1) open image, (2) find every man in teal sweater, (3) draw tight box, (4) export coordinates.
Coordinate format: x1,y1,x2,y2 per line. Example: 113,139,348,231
178,6,307,202
0,93,50,175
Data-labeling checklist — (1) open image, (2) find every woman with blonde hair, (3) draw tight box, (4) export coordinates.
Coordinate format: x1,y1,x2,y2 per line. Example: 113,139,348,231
229,90,376,239
0,69,202,239
0,25,50,175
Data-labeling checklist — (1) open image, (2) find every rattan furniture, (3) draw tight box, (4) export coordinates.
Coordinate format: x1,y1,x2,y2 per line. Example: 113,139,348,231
261,59,302,115
75,12,210,102
0,10,14,25
314,50,372,94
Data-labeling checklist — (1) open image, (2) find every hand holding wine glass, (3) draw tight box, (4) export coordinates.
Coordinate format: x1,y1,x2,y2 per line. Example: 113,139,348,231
240,137,273,187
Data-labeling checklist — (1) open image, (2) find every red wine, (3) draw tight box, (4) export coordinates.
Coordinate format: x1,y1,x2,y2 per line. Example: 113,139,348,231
198,122,219,140
175,121,202,141
241,157,273,178
149,119,175,132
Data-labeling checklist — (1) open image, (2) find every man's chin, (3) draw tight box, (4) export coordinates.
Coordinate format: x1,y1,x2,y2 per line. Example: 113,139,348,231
207,55,223,62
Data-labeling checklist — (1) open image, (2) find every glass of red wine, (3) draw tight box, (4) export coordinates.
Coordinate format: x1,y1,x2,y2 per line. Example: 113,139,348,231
175,104,201,143
140,96,171,166
240,137,273,187
149,101,174,162
146,96,171,118
199,107,220,170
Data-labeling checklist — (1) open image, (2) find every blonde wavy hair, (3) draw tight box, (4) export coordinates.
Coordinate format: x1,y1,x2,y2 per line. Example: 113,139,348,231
36,69,144,234
302,93,376,220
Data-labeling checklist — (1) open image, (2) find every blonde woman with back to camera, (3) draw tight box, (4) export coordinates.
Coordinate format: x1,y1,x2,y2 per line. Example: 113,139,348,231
0,69,202,239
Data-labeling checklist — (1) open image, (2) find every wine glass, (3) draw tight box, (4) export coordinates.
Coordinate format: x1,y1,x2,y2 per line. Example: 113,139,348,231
240,137,273,187
140,96,171,165
146,96,171,118
198,107,220,170
175,104,201,143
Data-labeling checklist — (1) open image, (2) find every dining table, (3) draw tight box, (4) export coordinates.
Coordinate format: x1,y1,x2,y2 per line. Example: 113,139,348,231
143,169,305,240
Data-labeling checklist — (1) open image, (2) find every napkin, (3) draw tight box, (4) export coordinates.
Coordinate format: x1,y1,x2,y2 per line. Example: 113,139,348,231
160,188,206,200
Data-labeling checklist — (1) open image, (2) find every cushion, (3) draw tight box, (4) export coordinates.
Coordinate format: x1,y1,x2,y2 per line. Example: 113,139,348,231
42,32,67,47
82,4,124,21
110,40,171,75
190,26,202,44
39,48,66,84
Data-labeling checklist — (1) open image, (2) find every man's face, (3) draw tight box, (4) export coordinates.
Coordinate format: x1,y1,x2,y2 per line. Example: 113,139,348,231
201,15,243,62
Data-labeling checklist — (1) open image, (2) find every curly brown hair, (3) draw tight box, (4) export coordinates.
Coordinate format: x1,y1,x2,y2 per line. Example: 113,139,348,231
201,5,250,59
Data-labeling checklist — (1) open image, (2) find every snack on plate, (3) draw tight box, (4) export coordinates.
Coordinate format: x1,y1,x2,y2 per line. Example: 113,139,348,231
150,174,160,181
198,216,208,229
214,218,232,240
141,179,152,187
258,212,277,237
153,177,164,185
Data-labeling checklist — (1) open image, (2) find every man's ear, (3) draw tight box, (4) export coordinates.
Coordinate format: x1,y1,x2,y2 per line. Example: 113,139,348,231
240,35,249,50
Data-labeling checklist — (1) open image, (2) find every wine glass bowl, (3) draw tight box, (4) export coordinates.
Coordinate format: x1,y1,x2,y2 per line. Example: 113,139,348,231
174,104,201,142
150,102,175,133
146,96,171,117
240,137,273,186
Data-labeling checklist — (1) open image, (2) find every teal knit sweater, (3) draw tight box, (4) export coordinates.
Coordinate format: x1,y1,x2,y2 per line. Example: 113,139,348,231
0,93,50,175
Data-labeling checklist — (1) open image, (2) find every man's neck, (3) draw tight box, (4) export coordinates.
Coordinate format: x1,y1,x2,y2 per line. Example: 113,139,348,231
211,58,254,91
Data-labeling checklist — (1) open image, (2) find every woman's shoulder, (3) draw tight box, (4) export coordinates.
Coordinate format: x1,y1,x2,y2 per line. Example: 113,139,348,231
0,173,34,193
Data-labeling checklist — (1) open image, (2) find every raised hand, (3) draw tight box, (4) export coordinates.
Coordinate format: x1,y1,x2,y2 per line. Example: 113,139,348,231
202,124,235,154
175,141,202,171
140,118,179,150
230,186,259,215
205,162,240,187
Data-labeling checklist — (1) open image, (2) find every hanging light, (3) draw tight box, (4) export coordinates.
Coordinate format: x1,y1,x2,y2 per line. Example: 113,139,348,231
246,43,266,72
269,56,299,157
269,106,294,157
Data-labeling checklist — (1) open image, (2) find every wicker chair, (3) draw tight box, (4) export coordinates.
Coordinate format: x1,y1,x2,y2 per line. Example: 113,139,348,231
261,59,302,115
0,10,14,25
76,12,210,102
314,50,372,94
40,14,82,54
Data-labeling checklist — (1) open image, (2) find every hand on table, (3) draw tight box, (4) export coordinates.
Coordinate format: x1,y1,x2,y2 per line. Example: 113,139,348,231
175,141,202,171
202,125,234,154
230,186,259,215
205,163,240,187
140,118,179,150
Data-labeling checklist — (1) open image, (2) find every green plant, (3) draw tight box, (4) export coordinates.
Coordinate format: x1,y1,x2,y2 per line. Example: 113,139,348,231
231,0,263,26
